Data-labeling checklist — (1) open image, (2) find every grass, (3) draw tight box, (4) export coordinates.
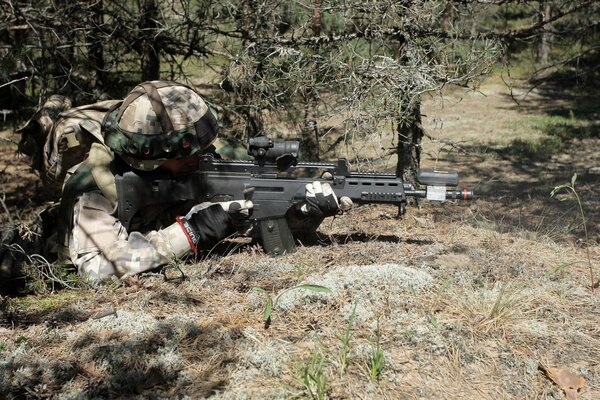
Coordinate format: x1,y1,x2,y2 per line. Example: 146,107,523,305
8,291,81,312
551,174,596,291
477,113,598,161
337,304,356,375
2,68,600,398
505,137,563,161
509,114,597,139
252,284,332,327
2,189,598,398
367,323,385,382
448,284,524,336
298,349,329,400
464,125,591,163
545,262,577,280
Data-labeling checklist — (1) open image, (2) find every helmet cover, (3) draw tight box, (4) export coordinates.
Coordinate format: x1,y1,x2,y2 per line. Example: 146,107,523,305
104,81,218,171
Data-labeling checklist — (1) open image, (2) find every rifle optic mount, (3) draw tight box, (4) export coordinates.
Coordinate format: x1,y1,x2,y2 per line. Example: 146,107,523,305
248,136,300,170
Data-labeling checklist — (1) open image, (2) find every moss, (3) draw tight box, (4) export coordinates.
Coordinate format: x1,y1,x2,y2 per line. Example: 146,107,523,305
11,291,81,313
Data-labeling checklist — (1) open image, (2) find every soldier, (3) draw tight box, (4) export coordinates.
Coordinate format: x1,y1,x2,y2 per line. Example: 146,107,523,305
1,81,346,285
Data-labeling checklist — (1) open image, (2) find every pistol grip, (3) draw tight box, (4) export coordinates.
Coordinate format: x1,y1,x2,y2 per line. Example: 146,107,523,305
259,218,296,255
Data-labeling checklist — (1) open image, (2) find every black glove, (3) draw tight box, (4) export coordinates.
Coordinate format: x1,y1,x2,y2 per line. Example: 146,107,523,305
177,200,253,252
177,204,235,252
299,181,353,218
286,181,353,237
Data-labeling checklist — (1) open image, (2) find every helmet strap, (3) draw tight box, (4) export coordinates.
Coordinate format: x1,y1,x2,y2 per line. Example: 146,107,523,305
139,81,174,134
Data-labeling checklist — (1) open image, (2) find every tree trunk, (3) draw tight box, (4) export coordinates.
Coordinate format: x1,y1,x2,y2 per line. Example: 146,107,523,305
140,0,160,81
243,106,264,138
0,25,28,111
395,95,423,181
87,0,106,89
536,1,552,64
278,3,291,34
301,107,320,161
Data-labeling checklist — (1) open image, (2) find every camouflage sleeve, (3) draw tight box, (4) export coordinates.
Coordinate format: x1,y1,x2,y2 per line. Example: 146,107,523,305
68,191,191,281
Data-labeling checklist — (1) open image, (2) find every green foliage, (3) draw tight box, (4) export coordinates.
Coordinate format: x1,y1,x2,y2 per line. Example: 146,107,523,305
488,286,513,321
504,115,585,162
14,335,27,346
321,11,347,34
22,260,84,295
367,324,385,382
513,114,598,140
429,314,439,328
299,349,329,400
478,110,598,162
10,291,80,312
545,121,599,141
338,304,357,375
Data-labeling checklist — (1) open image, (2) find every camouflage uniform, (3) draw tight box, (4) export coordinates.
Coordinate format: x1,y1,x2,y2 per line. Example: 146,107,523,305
60,82,220,281
68,190,191,280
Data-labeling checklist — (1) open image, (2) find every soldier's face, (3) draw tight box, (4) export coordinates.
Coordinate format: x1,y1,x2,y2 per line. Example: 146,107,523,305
157,155,200,177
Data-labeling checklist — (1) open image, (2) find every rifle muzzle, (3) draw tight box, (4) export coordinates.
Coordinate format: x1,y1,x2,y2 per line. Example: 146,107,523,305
445,189,474,200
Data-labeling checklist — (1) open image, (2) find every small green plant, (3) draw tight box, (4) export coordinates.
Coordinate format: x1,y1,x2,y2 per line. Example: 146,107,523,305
437,279,453,295
429,314,439,328
252,284,332,327
300,349,329,400
551,173,596,292
367,323,385,381
338,304,357,375
15,335,27,346
488,286,514,321
22,258,83,294
473,285,520,334
545,262,577,279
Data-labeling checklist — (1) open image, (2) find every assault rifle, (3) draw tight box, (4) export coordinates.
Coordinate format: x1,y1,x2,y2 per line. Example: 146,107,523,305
115,136,473,255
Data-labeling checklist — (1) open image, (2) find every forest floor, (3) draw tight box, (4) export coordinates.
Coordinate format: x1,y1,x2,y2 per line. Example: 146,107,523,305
1,74,599,399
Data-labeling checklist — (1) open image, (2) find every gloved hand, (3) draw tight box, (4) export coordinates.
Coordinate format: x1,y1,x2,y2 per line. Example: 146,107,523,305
177,200,253,252
298,181,353,218
285,181,353,238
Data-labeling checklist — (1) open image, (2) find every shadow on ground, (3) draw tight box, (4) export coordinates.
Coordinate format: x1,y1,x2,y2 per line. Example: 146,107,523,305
429,63,600,243
0,318,233,399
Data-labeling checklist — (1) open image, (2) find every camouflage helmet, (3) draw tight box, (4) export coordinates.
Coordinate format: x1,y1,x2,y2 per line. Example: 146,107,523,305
103,81,218,171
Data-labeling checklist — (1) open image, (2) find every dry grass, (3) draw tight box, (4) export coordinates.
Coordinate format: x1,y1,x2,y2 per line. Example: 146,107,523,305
1,78,600,399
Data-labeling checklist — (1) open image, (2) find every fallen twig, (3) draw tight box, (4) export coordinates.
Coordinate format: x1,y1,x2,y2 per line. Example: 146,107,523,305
0,77,27,90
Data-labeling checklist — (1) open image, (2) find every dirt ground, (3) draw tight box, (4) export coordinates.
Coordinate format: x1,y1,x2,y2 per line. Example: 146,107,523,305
1,77,599,399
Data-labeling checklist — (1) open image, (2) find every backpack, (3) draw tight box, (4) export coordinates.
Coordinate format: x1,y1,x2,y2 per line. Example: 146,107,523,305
17,97,120,196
